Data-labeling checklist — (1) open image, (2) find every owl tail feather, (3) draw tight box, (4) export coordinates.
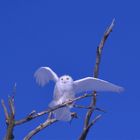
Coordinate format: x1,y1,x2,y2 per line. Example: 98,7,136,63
49,101,72,121
54,107,71,121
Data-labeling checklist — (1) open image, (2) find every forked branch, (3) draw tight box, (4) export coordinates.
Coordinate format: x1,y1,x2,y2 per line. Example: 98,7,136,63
1,97,15,140
79,19,115,140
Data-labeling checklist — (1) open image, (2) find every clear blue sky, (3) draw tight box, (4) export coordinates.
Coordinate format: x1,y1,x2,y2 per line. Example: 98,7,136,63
0,0,139,140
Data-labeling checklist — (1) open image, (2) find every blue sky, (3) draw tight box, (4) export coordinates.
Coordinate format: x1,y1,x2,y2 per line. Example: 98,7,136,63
0,0,139,140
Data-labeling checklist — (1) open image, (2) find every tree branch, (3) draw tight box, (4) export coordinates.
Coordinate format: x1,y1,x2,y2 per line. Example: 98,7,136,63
79,19,115,140
94,18,115,78
79,115,102,140
8,97,15,118
23,118,57,140
1,99,9,124
15,93,93,126
2,97,15,140
23,112,77,140
73,104,92,109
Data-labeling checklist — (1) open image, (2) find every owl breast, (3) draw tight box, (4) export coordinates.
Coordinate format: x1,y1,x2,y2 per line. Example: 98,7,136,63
53,82,75,103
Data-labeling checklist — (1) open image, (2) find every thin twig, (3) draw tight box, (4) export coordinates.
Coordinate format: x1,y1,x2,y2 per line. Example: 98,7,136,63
73,104,92,109
88,114,102,129
1,99,9,124
79,115,102,140
11,83,17,101
95,107,106,113
8,97,15,117
79,19,115,140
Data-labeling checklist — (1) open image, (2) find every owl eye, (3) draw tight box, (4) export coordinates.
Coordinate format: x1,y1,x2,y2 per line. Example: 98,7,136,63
66,77,69,80
61,78,63,80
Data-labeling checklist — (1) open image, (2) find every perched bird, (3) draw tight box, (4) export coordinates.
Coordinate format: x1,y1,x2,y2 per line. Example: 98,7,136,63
34,67,124,121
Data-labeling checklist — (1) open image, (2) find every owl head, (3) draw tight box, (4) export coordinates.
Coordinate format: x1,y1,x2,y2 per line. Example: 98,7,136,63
59,75,73,84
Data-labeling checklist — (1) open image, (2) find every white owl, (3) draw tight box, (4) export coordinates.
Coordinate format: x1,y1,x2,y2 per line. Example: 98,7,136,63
34,67,124,121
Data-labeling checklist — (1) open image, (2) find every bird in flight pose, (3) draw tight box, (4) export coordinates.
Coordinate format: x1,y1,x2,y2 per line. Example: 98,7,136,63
34,67,123,121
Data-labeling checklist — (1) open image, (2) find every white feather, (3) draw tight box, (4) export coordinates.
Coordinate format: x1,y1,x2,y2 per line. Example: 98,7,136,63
53,107,71,121
34,67,59,86
74,77,124,93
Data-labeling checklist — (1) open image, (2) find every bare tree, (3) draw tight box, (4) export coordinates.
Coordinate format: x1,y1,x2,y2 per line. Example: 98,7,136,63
1,19,115,140
79,18,115,140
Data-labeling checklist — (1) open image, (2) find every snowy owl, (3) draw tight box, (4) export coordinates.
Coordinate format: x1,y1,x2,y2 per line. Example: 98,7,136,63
34,67,124,121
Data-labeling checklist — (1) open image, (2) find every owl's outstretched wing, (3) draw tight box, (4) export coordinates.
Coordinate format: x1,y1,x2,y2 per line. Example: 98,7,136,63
34,67,59,86
74,77,124,94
